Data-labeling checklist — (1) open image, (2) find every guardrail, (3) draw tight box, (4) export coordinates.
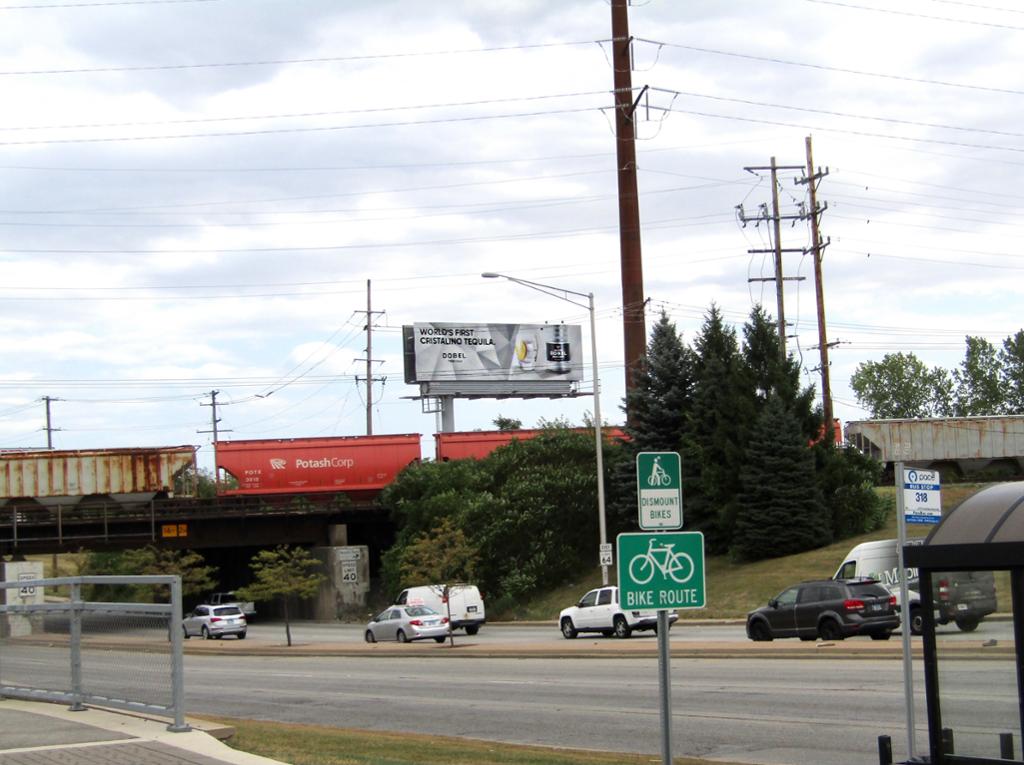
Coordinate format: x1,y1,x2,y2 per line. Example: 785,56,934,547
0,575,188,731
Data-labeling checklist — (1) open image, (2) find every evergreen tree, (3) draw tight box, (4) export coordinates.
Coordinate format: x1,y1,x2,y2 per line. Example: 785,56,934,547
622,311,697,453
681,305,752,553
611,312,696,534
741,304,819,440
732,397,829,561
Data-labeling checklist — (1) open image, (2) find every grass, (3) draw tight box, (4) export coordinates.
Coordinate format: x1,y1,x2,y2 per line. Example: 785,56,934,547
204,716,749,765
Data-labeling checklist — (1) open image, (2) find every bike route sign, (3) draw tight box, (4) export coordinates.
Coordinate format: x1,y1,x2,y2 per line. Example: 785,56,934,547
636,451,683,530
616,531,705,610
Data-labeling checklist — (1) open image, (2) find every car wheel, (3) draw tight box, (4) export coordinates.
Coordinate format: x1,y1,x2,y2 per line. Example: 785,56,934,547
613,616,632,639
748,620,773,642
201,626,212,640
434,636,446,643
182,625,190,640
955,616,980,632
364,630,376,644
870,631,892,641
560,617,578,640
818,619,844,641
465,625,479,636
397,629,409,643
237,632,246,640
910,607,924,636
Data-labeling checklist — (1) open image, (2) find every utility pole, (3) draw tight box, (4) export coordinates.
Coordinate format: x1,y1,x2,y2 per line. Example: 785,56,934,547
611,0,646,399
41,396,62,449
355,279,386,436
199,390,231,489
795,136,834,431
739,158,805,358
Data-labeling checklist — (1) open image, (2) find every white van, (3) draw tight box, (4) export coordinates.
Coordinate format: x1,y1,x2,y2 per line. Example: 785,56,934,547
834,539,996,633
394,584,486,635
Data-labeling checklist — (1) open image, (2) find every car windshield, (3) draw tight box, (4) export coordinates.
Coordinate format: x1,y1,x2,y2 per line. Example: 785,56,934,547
405,606,438,617
213,606,242,616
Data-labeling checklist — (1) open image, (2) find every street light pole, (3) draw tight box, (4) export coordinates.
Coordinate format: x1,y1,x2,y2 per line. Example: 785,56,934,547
482,272,609,586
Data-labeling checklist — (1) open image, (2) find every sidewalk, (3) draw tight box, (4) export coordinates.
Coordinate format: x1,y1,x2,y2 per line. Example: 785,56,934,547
0,699,288,765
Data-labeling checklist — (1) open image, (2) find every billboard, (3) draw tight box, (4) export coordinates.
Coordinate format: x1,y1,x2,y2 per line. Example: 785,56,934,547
403,322,584,385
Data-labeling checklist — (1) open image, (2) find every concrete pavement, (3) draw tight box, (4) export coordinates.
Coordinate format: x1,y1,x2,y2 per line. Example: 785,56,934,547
0,699,288,765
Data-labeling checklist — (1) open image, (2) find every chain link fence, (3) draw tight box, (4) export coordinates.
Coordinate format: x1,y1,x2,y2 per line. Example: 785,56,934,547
0,575,187,731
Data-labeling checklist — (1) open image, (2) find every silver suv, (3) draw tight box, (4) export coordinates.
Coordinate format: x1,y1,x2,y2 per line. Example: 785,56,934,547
183,604,247,640
559,585,678,639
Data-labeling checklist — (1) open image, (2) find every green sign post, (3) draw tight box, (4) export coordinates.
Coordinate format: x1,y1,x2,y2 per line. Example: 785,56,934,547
616,531,706,610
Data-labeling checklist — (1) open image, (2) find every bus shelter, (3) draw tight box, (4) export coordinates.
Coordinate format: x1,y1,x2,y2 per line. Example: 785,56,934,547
904,481,1024,765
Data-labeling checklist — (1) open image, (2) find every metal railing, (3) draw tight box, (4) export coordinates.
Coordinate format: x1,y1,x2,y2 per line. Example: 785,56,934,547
0,575,188,731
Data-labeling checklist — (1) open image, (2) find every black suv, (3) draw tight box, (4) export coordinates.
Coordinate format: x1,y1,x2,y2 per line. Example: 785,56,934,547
746,578,899,642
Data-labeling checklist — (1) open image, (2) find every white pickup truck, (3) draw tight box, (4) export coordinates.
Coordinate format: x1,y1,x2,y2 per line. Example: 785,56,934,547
206,591,256,618
559,585,677,639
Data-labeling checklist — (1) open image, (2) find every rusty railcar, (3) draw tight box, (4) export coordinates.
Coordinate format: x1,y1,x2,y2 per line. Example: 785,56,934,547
0,446,198,504
845,416,1024,477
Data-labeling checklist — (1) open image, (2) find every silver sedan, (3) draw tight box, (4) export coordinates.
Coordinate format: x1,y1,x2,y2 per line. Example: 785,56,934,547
365,605,449,643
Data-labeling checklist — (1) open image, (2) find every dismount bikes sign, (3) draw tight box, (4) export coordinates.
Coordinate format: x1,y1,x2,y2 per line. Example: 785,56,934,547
636,451,683,529
616,532,706,610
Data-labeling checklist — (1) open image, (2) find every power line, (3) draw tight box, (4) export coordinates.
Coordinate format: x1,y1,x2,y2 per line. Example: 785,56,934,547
805,0,1024,30
0,105,603,147
0,38,606,76
647,86,1024,140
637,38,1024,97
0,90,612,133
1,0,217,9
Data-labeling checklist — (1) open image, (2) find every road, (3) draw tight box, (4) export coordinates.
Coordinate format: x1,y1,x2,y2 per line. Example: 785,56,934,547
243,618,1015,645
178,621,1016,765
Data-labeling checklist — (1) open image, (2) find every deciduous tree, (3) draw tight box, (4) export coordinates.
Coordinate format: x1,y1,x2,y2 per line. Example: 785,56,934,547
953,336,1002,416
236,546,324,647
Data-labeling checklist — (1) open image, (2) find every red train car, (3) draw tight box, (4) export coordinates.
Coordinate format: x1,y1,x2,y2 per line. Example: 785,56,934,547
435,427,627,462
215,434,421,496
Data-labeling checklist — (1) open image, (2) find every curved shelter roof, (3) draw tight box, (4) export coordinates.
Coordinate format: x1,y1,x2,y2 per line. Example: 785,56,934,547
904,481,1024,570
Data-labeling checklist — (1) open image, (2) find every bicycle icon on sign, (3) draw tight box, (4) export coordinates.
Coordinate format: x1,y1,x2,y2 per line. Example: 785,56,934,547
628,538,694,585
646,456,672,487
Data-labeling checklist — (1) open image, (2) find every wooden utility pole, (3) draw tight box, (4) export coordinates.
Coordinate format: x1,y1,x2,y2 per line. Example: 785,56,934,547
796,136,833,431
769,158,787,355
611,0,646,397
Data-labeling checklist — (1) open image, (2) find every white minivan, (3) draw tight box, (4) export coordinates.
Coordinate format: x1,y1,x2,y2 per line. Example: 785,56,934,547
394,584,486,635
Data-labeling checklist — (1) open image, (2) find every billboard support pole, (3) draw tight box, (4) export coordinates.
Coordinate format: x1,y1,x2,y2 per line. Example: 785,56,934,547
440,396,455,433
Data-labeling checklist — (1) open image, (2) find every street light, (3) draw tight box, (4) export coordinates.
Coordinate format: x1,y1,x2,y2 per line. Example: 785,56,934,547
481,272,610,586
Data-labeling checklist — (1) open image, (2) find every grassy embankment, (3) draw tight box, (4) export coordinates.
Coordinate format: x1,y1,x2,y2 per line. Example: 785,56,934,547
496,482,990,621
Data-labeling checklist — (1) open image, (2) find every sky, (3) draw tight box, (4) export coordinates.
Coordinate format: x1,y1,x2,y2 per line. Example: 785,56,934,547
0,0,1021,472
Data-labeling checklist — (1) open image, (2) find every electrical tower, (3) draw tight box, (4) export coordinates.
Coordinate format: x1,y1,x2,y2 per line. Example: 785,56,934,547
738,138,834,429
354,279,386,436
738,157,806,357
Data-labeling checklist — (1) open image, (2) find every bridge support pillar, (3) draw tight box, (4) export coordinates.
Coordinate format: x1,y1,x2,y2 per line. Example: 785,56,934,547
311,542,370,620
